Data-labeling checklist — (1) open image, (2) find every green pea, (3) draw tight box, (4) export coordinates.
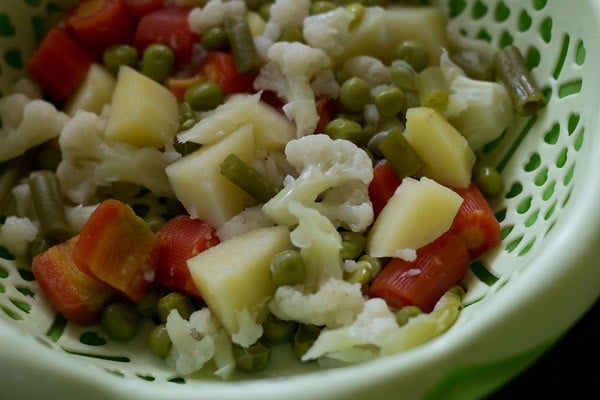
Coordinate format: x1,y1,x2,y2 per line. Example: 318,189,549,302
395,305,422,326
324,118,365,144
340,77,371,112
148,324,172,358
373,86,405,118
340,231,366,260
292,324,321,360
103,44,138,75
474,165,504,197
202,25,229,51
270,249,306,287
141,43,174,82
390,59,417,92
157,292,195,323
394,40,429,72
135,287,161,319
184,81,224,111
310,1,336,15
358,254,382,278
278,26,304,43
233,341,272,372
101,301,140,341
344,262,371,285
262,313,297,344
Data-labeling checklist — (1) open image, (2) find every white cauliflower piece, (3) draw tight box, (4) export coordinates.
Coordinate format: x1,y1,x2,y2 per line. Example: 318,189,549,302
342,56,392,87
57,110,181,204
0,93,68,162
166,308,235,379
302,290,463,363
187,0,246,33
254,42,332,137
269,278,364,328
216,206,275,241
231,307,263,347
65,204,98,233
0,216,38,257
440,50,513,151
303,7,354,57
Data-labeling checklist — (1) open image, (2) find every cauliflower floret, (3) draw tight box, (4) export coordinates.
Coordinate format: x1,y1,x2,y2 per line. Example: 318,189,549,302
57,109,181,204
269,278,365,328
187,0,246,33
0,216,38,257
0,93,68,163
166,308,235,379
342,56,392,87
216,206,275,241
303,7,354,57
254,42,332,137
302,289,463,363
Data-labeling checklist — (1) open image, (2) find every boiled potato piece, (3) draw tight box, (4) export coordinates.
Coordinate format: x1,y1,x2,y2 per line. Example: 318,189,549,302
188,226,293,338
178,93,295,152
366,177,463,258
106,66,179,148
404,107,476,188
64,64,116,117
166,124,255,229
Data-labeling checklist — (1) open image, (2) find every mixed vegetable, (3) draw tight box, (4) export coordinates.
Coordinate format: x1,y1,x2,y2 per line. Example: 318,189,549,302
0,0,545,377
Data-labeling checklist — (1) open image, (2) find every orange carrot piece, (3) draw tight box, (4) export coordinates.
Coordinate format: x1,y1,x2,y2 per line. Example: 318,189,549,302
368,160,402,217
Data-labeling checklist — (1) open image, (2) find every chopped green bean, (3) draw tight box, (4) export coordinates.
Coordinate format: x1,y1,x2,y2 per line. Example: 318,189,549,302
184,81,224,111
141,43,174,83
101,301,140,341
378,128,424,178
220,153,280,203
28,171,71,243
270,249,306,287
148,324,172,358
417,66,448,110
201,25,230,51
395,305,422,326
394,40,429,72
494,45,546,116
340,231,366,260
103,44,138,75
340,77,371,112
292,324,321,360
224,16,262,73
262,313,297,344
233,341,272,372
374,86,405,118
0,152,33,216
157,292,195,323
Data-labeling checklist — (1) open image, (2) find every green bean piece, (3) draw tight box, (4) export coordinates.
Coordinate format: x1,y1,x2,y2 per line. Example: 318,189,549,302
270,249,306,287
324,118,365,144
262,313,298,344
339,231,366,260
135,287,161,319
101,301,140,341
390,60,417,92
141,43,174,82
233,341,272,372
220,154,280,203
224,16,262,73
184,81,224,111
157,292,195,323
344,262,371,285
340,77,371,112
292,324,321,360
148,324,172,357
103,44,138,75
473,165,504,198
0,152,33,216
378,127,424,178
374,86,405,118
201,25,230,51
451,51,494,81
310,1,336,15
395,305,422,326
417,66,449,110
494,45,546,116
28,171,71,243
394,40,429,72
278,26,304,43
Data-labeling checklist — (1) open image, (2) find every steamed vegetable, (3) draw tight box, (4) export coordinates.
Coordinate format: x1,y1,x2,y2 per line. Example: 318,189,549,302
64,64,117,117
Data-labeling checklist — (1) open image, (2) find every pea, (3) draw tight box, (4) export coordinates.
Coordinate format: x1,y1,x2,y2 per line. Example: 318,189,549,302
373,86,405,118
103,44,138,75
358,254,382,278
202,25,229,51
141,43,174,82
157,292,195,323
394,40,429,72
135,287,161,319
292,324,321,360
270,249,306,287
262,313,297,344
474,165,504,197
233,341,271,372
339,77,371,112
310,1,336,15
148,324,172,357
184,81,224,111
324,118,365,144
101,301,140,341
344,262,372,285
395,305,422,327
390,59,417,92
278,26,304,43
340,230,366,260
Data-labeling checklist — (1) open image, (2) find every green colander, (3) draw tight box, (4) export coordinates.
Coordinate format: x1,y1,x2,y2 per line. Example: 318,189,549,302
0,0,599,399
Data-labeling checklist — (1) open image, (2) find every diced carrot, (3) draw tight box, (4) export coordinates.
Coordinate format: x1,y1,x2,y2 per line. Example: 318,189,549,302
133,6,199,68
368,159,402,217
198,51,257,95
368,231,470,312
65,0,134,57
151,215,220,298
123,0,164,21
72,199,156,302
32,236,116,325
26,27,95,102
451,183,501,259
314,95,334,134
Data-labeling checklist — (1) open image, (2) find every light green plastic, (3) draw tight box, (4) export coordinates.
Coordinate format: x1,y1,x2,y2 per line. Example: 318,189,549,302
1,0,599,399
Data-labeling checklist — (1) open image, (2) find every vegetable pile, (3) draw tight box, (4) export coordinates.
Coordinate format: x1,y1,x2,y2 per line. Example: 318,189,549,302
0,0,545,378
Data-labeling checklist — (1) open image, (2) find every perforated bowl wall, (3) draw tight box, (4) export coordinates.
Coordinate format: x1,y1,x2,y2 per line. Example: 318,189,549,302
0,1,599,399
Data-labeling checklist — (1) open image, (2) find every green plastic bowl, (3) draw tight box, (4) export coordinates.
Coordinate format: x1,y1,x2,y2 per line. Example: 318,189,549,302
1,1,599,399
